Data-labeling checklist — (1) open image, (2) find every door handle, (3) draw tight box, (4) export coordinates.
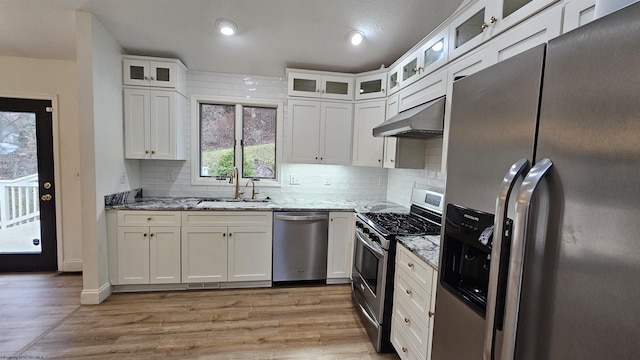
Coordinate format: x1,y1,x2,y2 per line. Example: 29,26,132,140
501,158,553,360
41,194,52,201
43,182,52,189
484,158,529,360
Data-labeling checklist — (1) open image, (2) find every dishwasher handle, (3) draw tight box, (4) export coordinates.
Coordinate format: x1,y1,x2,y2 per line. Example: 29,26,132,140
274,214,329,221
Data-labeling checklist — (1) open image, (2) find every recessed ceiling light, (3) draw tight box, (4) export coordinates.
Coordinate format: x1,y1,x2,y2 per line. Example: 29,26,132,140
216,18,237,36
346,30,365,46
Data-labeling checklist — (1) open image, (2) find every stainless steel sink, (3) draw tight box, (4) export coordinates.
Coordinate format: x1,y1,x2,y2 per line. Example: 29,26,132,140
194,197,271,208
197,197,270,203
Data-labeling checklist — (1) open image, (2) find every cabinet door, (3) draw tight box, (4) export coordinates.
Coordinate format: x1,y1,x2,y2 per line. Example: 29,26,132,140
492,0,560,37
355,73,387,100
563,0,596,33
399,49,423,88
387,64,402,95
149,226,181,284
420,28,450,76
117,226,150,284
123,88,151,159
320,102,353,165
123,59,151,87
288,72,322,97
352,101,385,167
448,1,493,61
149,61,177,88
383,137,398,169
327,212,354,279
287,100,321,163
426,270,438,360
227,226,272,282
321,75,353,100
149,90,178,160
181,227,227,283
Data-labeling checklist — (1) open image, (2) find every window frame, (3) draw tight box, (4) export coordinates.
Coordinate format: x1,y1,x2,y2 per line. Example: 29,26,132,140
190,95,283,187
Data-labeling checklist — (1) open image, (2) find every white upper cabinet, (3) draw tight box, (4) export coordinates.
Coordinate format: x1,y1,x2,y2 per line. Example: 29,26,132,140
562,0,596,33
287,99,353,165
355,72,387,100
387,64,402,95
399,28,450,88
123,56,187,94
287,70,354,100
448,0,560,61
352,100,385,167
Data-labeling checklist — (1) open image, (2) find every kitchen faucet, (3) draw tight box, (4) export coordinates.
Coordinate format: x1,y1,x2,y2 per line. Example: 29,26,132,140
245,179,259,199
229,167,243,199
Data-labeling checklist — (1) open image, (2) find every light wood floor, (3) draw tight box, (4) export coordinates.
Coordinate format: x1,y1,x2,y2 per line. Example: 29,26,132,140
0,272,400,359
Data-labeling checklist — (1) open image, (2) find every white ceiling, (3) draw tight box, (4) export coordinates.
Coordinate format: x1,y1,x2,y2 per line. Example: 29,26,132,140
0,0,465,77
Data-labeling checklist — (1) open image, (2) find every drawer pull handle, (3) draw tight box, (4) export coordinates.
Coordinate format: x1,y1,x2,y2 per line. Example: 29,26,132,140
429,311,435,318
405,289,412,295
407,262,414,268
402,347,408,353
404,317,410,324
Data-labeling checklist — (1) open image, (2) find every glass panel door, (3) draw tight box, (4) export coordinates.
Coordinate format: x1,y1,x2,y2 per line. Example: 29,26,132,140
0,97,57,271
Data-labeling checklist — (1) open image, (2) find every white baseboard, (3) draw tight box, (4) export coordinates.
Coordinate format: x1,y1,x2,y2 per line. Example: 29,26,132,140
80,282,112,304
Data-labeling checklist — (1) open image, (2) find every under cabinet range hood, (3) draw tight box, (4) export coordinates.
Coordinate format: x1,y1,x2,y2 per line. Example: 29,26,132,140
372,96,445,138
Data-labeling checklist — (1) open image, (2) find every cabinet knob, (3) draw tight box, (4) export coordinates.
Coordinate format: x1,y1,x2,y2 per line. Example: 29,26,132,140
144,76,149,80
151,150,155,154
147,217,152,221
401,347,408,353
229,233,232,237
404,317,410,324
143,233,148,237
405,289,412,295
482,22,489,30
145,150,149,154
407,262,414,268
429,310,435,318
377,159,381,162
390,159,394,162
150,76,155,81
490,16,497,24
381,89,385,93
320,157,323,160
223,233,226,237
150,233,154,237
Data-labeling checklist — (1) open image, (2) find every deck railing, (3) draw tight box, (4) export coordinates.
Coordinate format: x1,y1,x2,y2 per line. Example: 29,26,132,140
0,174,40,229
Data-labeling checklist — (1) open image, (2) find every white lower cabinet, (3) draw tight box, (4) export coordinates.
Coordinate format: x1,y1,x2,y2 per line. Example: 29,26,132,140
181,211,273,284
326,212,355,281
110,211,182,285
392,243,438,360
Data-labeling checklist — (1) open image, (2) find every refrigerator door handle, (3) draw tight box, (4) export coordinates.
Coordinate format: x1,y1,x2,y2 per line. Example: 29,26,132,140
483,158,530,360
501,158,553,360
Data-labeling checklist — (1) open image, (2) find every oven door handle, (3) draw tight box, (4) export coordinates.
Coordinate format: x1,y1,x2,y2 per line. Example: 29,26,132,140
356,230,385,259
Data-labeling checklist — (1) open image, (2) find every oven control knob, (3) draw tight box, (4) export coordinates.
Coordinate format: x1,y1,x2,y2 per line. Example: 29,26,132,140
356,221,364,228
363,228,369,234
370,234,379,243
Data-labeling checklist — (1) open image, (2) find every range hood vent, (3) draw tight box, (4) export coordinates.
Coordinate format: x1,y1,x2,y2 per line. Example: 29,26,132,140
372,96,445,138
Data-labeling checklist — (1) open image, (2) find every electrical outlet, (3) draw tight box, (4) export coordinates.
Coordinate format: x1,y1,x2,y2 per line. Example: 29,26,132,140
290,175,300,185
119,171,126,184
324,176,331,185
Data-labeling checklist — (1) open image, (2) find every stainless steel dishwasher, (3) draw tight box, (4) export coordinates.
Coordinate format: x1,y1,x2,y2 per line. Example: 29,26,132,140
272,212,329,282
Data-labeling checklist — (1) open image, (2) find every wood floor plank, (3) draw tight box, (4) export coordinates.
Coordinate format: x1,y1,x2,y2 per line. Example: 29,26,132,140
1,273,399,359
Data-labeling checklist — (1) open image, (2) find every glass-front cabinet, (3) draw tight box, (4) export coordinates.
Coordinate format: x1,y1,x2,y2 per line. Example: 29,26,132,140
287,71,354,100
387,64,402,95
355,72,387,100
123,58,179,89
448,0,559,61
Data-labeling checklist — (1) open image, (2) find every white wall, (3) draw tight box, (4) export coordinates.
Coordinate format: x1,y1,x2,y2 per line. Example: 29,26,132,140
76,11,139,304
0,56,83,271
140,70,388,201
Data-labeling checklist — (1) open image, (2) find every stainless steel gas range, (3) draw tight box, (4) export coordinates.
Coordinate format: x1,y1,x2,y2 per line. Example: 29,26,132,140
352,188,443,352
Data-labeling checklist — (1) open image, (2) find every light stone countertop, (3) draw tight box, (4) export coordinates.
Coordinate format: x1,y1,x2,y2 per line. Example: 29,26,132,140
105,196,408,214
397,236,440,270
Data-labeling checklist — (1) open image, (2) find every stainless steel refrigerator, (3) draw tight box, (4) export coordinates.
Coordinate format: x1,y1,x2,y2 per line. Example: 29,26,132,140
432,3,640,359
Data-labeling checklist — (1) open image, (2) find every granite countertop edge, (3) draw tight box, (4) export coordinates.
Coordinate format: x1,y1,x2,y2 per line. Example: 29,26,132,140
397,236,440,270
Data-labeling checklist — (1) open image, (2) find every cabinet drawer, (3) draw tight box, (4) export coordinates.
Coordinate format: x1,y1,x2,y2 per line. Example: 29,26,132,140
396,266,432,320
397,244,434,290
393,299,429,357
117,211,181,226
182,211,273,227
391,315,424,360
